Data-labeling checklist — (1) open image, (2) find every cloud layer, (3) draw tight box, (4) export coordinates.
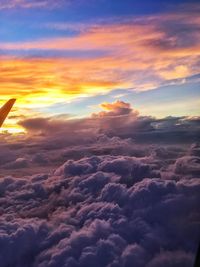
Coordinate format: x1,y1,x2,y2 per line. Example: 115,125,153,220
0,101,199,266
0,141,200,266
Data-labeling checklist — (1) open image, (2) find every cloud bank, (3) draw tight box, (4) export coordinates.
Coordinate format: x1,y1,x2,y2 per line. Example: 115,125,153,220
0,100,199,176
18,101,200,143
0,101,200,266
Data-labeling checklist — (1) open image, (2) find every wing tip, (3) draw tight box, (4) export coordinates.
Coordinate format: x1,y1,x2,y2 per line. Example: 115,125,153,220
10,98,16,102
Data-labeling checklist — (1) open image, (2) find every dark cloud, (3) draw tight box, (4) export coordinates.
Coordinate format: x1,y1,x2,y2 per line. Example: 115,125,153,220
4,157,29,169
173,155,200,176
18,101,200,145
146,250,194,267
18,117,67,133
189,143,200,157
0,101,199,177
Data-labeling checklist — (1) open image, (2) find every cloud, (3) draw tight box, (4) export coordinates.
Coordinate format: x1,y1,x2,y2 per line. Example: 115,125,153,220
4,157,29,169
18,117,66,133
173,156,200,176
0,148,199,266
146,250,194,267
1,7,200,124
17,100,140,135
0,0,63,9
17,101,200,145
0,101,200,265
189,143,200,157
93,101,137,118
0,101,199,177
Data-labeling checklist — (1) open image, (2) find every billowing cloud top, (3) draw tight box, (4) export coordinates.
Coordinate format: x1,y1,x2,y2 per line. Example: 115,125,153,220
0,138,200,267
0,97,200,266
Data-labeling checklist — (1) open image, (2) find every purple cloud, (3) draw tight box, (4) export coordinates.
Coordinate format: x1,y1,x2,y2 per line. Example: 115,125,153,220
0,146,199,266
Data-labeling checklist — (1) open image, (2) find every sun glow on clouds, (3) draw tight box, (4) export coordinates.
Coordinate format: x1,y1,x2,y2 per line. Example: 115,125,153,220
0,6,200,133
0,126,24,134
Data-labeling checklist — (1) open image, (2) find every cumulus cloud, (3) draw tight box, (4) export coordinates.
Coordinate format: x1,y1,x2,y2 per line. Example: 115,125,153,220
1,104,200,266
173,155,200,176
18,101,200,144
0,145,199,267
0,101,198,177
93,101,137,118
3,157,29,169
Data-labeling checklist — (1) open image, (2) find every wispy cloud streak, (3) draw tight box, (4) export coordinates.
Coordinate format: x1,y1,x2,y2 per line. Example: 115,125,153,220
0,5,200,131
0,0,64,9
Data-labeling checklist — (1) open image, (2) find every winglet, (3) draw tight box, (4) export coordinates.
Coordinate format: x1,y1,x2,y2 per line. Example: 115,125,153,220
0,99,16,128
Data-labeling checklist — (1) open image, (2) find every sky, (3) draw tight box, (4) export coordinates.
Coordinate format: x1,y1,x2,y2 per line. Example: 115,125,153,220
0,0,200,133
0,2,200,267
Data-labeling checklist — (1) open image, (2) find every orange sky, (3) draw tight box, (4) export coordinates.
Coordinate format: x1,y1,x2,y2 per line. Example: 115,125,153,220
0,5,200,133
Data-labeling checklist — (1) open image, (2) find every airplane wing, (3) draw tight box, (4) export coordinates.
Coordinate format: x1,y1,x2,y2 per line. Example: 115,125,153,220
0,99,16,128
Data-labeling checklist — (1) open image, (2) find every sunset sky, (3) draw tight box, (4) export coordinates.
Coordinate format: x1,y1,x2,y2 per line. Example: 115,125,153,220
0,0,200,133
1,2,200,266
